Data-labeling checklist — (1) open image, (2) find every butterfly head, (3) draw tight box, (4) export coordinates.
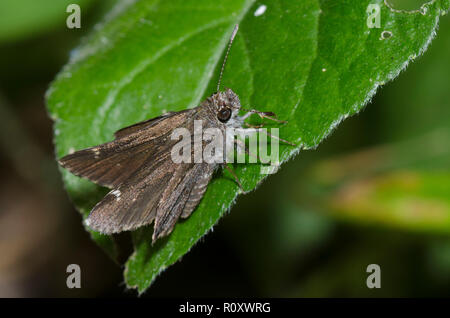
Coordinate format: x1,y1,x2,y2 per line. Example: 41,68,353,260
212,88,241,126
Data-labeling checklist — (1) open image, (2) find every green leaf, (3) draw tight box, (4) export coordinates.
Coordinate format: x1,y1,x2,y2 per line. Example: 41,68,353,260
46,0,450,293
327,171,450,233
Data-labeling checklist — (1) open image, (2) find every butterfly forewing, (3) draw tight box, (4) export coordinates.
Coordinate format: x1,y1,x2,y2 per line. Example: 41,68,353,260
113,111,181,139
58,109,196,188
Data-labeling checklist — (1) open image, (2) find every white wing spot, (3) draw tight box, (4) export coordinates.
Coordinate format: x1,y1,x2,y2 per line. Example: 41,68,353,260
254,5,267,17
92,147,101,158
111,189,121,201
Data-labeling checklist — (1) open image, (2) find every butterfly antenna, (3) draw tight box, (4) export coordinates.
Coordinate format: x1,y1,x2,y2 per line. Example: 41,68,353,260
217,24,239,92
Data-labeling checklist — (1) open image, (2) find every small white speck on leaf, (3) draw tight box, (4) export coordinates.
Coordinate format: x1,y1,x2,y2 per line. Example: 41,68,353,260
139,18,153,25
322,68,327,72
68,147,75,154
254,5,267,17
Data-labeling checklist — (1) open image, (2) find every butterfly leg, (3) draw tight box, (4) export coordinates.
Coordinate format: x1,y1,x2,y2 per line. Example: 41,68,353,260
244,122,296,146
222,135,261,193
241,109,288,124
223,163,245,193
233,136,261,162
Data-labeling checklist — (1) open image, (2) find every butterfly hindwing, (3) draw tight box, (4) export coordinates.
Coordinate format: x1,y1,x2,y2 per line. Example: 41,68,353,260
87,159,215,241
152,163,215,241
181,164,215,219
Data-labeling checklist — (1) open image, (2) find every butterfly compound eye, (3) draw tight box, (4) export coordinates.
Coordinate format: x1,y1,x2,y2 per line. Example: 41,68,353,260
217,108,232,123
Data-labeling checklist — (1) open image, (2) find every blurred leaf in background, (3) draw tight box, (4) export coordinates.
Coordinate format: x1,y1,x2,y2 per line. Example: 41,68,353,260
0,0,92,44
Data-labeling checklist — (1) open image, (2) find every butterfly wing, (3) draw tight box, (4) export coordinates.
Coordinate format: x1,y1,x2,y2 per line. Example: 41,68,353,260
153,162,216,241
60,106,219,241
87,159,216,241
113,111,179,139
58,109,195,188
181,167,215,219
86,152,180,234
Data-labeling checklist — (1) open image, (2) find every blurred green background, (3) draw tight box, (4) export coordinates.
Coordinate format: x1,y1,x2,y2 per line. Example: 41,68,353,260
0,0,449,297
